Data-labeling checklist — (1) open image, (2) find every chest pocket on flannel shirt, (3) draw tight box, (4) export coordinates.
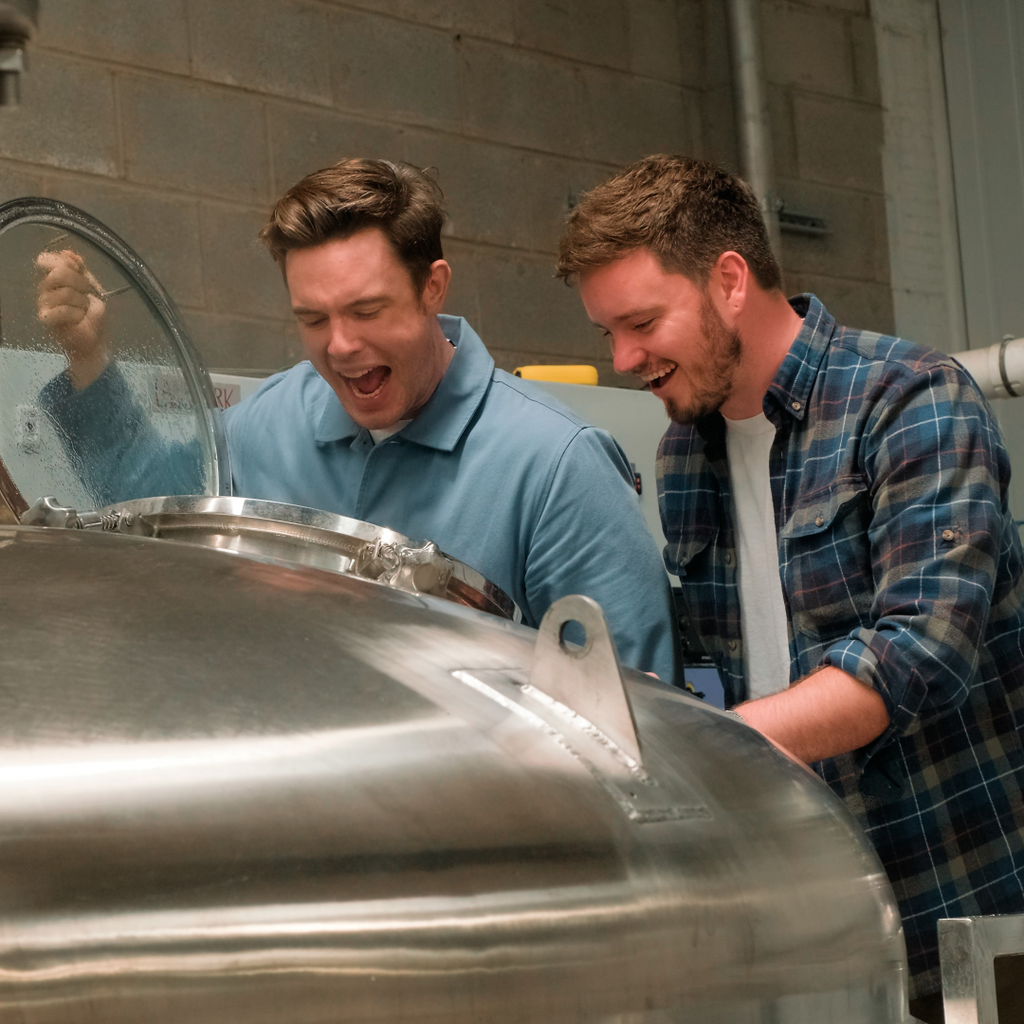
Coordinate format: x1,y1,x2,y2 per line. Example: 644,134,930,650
665,520,717,578
780,475,874,641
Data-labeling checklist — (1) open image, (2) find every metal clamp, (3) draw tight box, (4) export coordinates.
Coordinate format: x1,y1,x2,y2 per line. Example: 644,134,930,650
19,496,138,533
355,537,453,598
998,336,1021,398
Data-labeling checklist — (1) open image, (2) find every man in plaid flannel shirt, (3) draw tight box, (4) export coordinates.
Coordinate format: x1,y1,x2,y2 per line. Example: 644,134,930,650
557,155,1024,1019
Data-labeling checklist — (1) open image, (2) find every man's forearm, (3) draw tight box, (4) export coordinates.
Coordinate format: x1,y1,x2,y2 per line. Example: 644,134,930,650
733,666,890,764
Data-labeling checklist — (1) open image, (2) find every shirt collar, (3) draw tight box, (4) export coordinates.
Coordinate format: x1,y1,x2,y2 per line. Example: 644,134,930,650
313,315,494,450
693,293,832,451
764,293,834,422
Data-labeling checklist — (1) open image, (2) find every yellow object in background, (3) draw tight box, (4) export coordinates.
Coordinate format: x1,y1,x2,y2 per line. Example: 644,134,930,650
513,364,599,385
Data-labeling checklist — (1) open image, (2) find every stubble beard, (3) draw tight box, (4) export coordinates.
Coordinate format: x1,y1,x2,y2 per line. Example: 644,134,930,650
664,295,742,425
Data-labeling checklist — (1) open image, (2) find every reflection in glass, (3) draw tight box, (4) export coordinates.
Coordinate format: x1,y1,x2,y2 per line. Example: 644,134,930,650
0,220,214,511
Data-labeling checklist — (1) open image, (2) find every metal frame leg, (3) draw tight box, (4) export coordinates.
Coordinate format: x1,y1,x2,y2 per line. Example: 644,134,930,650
938,914,1024,1024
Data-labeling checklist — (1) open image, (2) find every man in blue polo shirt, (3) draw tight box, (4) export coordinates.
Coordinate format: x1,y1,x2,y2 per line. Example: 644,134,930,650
36,158,678,684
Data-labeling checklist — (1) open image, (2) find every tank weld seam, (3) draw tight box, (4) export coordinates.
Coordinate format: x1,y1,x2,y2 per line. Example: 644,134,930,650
451,670,710,824
517,681,648,781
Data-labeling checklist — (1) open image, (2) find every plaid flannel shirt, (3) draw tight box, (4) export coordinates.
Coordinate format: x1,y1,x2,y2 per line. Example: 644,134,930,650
658,295,1024,998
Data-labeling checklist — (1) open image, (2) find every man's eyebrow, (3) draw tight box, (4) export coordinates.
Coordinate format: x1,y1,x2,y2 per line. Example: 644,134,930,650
292,295,390,315
591,305,661,329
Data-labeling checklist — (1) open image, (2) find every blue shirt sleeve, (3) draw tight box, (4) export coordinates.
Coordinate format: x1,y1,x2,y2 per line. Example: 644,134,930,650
524,425,680,685
38,365,207,507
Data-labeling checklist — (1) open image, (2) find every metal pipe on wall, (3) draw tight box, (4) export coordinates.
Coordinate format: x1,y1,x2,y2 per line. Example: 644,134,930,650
0,0,38,107
953,337,1024,401
726,0,783,259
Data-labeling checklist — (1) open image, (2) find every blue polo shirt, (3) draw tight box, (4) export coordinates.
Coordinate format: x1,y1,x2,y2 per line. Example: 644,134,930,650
225,316,677,682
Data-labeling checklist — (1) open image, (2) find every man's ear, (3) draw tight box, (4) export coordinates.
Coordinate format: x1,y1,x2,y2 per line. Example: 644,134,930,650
420,259,452,314
709,251,751,323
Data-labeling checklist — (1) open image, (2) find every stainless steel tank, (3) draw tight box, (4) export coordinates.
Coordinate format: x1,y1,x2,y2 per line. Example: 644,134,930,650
0,197,915,1023
1,525,910,1023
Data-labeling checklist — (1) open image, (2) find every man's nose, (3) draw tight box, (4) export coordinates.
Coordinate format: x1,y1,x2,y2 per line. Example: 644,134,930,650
325,320,362,358
611,334,644,376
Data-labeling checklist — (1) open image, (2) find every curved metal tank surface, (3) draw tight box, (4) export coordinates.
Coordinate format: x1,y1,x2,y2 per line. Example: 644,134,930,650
0,526,910,1024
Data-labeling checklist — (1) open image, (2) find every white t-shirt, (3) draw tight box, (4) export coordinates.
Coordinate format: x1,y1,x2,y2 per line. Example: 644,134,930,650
724,412,791,700
369,420,410,445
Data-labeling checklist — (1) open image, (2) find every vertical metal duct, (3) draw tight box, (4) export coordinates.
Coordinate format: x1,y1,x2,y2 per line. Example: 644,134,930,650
0,0,38,107
726,0,783,258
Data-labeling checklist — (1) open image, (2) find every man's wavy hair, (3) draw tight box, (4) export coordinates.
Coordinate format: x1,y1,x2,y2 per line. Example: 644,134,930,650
556,155,781,290
261,158,446,294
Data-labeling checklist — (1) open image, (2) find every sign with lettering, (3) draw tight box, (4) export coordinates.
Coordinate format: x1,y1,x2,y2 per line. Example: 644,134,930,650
213,383,242,410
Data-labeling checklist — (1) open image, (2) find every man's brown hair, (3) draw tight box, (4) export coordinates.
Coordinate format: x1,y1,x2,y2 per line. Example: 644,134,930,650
556,155,781,290
260,158,446,293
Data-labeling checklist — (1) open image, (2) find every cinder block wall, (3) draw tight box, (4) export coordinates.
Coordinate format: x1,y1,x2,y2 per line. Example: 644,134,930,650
0,0,892,383
763,0,895,334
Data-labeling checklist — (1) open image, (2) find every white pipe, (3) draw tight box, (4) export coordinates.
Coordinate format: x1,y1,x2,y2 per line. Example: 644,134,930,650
952,339,1024,400
726,0,783,258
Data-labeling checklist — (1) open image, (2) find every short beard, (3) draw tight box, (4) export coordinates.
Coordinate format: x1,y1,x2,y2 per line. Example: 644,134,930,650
664,295,741,425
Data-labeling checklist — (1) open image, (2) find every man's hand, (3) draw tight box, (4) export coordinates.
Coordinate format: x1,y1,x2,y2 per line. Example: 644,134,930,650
732,666,890,764
36,249,110,390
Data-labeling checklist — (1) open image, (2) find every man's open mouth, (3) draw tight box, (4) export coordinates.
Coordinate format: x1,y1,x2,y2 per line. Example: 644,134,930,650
343,365,391,398
640,365,676,391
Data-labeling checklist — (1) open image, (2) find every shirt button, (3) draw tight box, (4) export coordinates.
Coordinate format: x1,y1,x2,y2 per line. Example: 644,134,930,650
791,400,802,411
728,639,739,651
724,551,734,567
814,514,825,527
942,529,955,542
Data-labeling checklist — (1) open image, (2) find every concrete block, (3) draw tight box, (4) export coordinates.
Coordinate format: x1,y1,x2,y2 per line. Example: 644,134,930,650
579,67,700,165
120,75,270,204
768,85,797,179
402,130,609,253
629,0,685,84
474,247,599,360
182,309,299,373
777,176,891,285
513,0,630,72
0,53,118,177
850,13,882,106
188,0,333,105
39,177,205,309
267,107,408,195
784,271,894,337
319,0,454,30
460,40,586,158
793,94,883,192
0,160,45,204
892,287,961,352
451,1,516,44
761,1,855,99
675,0,707,89
699,0,735,89
38,0,190,75
199,202,293,320
440,239,481,328
329,9,463,133
805,0,868,13
327,0,516,42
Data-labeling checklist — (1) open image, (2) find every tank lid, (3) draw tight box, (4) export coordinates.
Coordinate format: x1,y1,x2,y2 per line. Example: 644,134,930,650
0,197,225,520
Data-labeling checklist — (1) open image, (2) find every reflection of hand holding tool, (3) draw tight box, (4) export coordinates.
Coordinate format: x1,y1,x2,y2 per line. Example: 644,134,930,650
35,248,111,390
